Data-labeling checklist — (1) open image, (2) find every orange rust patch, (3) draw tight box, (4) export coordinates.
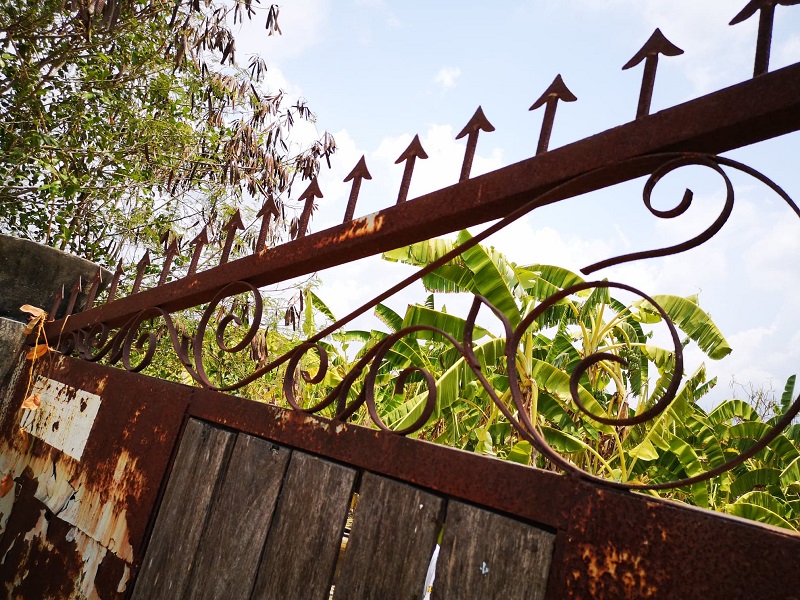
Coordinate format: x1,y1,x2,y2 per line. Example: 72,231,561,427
577,542,658,599
320,214,386,245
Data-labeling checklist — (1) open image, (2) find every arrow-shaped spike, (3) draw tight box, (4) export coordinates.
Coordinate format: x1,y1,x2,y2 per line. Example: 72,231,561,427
106,260,124,303
529,75,577,155
622,28,683,119
50,285,65,319
395,135,428,203
65,276,82,316
132,250,151,294
455,106,495,182
188,227,208,276
219,209,245,265
256,196,280,249
158,237,180,286
730,1,798,77
343,156,372,222
84,268,103,309
296,178,324,239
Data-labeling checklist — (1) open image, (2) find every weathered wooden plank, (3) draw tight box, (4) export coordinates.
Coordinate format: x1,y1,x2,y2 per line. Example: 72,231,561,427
333,471,444,599
131,419,234,600
251,452,357,600
431,501,555,599
182,433,291,600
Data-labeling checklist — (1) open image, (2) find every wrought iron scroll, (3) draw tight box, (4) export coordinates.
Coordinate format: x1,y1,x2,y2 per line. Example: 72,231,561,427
44,3,800,491
56,152,800,490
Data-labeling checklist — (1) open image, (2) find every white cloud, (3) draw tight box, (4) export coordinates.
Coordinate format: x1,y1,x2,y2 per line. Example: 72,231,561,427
434,67,462,90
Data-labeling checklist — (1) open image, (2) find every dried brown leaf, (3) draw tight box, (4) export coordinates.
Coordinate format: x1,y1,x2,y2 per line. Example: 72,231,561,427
20,305,46,318
0,473,12,498
23,320,38,335
26,344,49,360
21,393,41,411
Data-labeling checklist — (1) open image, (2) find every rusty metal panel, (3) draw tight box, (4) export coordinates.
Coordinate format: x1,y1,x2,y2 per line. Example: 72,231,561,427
0,355,190,599
549,484,800,599
19,376,101,460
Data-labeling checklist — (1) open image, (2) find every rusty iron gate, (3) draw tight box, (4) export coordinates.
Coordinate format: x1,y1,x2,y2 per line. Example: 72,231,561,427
2,4,800,598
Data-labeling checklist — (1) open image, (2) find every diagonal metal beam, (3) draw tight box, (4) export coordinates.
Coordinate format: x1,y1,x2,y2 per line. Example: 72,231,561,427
47,62,800,336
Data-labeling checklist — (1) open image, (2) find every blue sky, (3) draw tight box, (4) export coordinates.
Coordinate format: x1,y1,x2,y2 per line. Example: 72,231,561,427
236,1,800,404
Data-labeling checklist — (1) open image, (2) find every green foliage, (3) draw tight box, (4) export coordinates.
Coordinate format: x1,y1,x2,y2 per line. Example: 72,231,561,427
0,0,335,266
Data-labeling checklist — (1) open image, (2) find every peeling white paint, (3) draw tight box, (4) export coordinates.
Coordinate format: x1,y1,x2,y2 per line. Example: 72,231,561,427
35,458,76,515
57,478,136,561
0,487,14,533
69,527,108,600
23,510,49,544
20,377,101,460
117,565,130,594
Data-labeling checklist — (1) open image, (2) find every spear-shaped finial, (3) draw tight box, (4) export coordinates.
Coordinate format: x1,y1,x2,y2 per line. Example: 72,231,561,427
256,196,280,249
730,0,798,77
106,259,124,304
158,237,180,286
50,285,65,319
343,156,372,222
132,250,151,294
296,178,324,238
84,268,104,309
65,276,82,316
219,209,244,265
622,28,683,119
395,135,428,204
455,106,495,182
529,75,577,155
187,227,208,276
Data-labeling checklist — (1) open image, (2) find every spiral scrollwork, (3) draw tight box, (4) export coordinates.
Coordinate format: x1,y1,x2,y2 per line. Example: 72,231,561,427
58,152,800,491
582,154,735,275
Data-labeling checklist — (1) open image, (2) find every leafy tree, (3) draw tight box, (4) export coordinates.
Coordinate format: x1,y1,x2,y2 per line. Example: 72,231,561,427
0,0,335,266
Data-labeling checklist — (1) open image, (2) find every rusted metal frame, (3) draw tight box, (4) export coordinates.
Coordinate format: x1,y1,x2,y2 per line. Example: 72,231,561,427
182,374,800,599
23,351,800,599
186,386,573,530
60,152,798,496
45,62,800,338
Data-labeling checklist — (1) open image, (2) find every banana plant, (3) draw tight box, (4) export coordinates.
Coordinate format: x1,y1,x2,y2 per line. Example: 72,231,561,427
312,234,800,529
376,232,732,480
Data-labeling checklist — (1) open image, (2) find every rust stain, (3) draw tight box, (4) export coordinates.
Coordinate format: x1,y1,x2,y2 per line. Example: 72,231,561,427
0,468,81,600
0,358,188,599
577,541,658,599
319,213,385,245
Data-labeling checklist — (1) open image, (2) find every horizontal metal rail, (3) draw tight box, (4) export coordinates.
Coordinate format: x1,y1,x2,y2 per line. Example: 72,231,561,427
47,61,800,336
